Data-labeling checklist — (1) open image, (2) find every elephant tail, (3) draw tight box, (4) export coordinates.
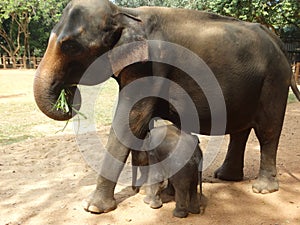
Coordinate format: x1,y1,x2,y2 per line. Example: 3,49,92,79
259,24,300,100
291,73,300,101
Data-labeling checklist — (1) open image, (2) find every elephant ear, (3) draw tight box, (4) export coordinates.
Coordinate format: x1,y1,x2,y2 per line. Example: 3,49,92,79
108,12,149,76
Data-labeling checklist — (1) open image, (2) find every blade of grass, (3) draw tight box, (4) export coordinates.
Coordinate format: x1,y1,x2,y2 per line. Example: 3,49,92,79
53,89,70,113
53,88,88,132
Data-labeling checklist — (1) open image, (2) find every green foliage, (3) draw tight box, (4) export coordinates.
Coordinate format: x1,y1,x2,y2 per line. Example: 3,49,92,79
115,0,193,8
29,0,69,57
0,0,69,57
198,0,300,34
0,0,38,58
0,0,298,59
115,0,300,36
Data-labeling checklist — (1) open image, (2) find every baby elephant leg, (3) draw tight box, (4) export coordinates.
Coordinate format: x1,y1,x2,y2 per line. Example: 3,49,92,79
187,177,200,214
172,183,189,218
171,168,200,217
164,181,175,196
143,182,163,209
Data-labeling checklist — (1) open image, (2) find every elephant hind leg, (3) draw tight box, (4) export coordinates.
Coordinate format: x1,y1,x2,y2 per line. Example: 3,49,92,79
252,75,289,194
173,185,189,218
251,138,279,194
252,112,285,194
214,128,251,181
187,177,200,214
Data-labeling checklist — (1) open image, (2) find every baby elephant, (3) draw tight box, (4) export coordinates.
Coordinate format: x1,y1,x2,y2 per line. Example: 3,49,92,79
132,125,203,218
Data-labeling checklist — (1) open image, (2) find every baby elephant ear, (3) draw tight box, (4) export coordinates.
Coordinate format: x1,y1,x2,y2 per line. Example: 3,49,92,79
108,13,149,76
109,39,149,76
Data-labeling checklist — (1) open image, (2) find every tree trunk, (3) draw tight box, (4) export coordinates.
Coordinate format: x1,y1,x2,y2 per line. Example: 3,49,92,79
11,55,17,69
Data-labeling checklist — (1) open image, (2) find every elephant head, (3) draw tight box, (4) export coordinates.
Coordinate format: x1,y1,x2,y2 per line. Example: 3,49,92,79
34,0,148,121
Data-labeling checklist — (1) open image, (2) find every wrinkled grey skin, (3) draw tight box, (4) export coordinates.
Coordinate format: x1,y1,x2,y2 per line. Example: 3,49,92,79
33,0,300,213
132,125,202,218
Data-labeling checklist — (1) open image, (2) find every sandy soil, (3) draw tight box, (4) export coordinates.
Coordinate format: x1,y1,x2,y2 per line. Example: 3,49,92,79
1,70,300,225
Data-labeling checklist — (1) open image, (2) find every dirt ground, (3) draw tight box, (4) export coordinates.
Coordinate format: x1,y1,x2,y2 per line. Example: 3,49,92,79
0,70,300,225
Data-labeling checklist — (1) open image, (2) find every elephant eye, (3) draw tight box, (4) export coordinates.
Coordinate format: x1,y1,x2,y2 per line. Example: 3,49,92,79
61,40,83,55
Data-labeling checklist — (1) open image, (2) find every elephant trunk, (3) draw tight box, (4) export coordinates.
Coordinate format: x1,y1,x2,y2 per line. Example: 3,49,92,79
33,34,82,121
34,72,81,121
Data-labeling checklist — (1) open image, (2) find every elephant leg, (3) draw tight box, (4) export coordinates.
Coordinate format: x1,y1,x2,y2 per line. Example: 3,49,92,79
83,177,117,214
173,183,189,218
83,96,156,213
143,182,163,209
252,112,285,193
252,134,279,194
132,165,139,193
133,166,149,193
214,128,251,181
251,79,288,194
187,177,200,214
83,128,130,213
131,151,138,192
164,180,175,196
143,158,164,209
131,151,149,193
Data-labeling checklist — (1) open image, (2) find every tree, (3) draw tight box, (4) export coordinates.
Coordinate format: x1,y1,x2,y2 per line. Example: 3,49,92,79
0,17,21,68
29,0,69,56
115,0,300,37
0,0,39,67
197,0,300,36
0,0,68,68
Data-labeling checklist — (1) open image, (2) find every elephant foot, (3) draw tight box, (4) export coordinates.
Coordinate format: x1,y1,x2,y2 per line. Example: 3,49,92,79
214,165,243,181
188,200,200,214
132,185,140,193
143,195,162,209
252,175,279,194
188,205,200,214
82,190,117,214
173,208,188,218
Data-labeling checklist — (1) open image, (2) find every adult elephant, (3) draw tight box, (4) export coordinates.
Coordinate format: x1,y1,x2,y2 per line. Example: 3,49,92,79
34,0,300,213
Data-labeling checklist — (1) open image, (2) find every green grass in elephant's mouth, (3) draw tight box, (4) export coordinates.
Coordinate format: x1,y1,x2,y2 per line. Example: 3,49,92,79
53,88,87,119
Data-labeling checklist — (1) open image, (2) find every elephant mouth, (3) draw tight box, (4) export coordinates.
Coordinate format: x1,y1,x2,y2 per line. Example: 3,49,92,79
51,85,82,120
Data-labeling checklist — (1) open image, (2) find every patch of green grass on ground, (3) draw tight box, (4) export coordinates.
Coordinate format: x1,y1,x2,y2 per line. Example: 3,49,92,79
1,70,298,145
288,91,297,104
0,74,118,145
0,101,53,145
94,78,119,126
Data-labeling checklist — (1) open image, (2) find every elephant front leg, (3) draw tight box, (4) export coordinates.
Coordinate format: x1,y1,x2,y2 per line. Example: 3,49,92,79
83,128,130,213
83,177,117,213
83,96,156,213
143,182,164,209
131,150,149,193
143,158,164,209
